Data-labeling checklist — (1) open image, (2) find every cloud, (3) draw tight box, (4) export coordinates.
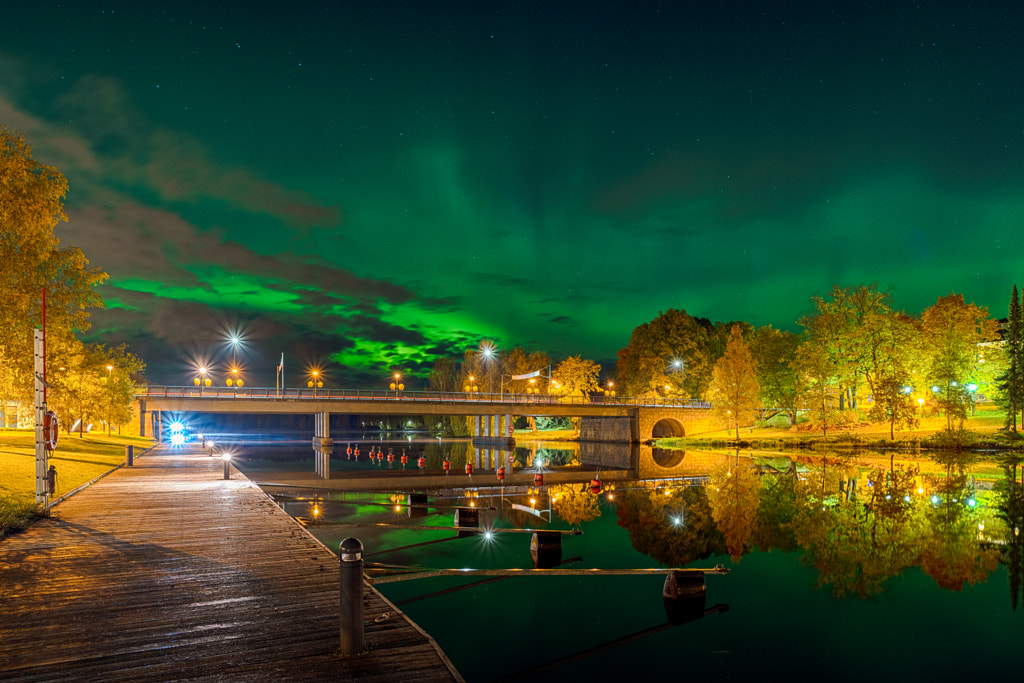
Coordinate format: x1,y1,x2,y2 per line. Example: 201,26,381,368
0,72,339,228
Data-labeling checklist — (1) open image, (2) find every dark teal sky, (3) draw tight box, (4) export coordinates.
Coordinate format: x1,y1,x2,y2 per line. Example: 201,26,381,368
3,2,1022,386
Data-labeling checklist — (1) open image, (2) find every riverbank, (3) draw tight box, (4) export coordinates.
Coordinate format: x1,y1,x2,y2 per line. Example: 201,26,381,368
665,406,1023,453
0,430,153,535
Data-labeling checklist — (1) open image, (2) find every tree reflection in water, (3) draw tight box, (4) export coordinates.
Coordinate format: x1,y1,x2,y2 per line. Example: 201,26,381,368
616,448,1010,601
549,483,601,526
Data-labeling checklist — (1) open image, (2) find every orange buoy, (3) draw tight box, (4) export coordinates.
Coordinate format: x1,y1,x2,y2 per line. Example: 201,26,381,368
534,473,544,487
465,462,474,476
401,453,408,466
443,459,451,473
590,479,602,494
496,467,505,481
417,457,426,469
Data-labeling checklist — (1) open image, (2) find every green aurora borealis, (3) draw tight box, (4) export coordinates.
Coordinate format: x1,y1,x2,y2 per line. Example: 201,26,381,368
3,2,1023,386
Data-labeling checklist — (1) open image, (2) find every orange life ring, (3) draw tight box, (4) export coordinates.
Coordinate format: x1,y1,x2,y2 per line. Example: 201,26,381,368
43,411,58,451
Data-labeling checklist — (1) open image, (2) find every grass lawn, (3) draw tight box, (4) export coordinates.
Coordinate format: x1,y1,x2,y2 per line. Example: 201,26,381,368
1,430,154,533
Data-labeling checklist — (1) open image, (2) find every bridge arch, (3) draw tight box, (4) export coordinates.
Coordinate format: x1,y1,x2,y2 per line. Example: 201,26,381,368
650,418,685,439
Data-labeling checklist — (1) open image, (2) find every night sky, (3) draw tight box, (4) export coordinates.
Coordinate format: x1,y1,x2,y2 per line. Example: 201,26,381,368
3,2,1022,388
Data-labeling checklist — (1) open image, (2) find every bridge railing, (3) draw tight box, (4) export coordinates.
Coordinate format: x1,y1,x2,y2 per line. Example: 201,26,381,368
134,386,712,409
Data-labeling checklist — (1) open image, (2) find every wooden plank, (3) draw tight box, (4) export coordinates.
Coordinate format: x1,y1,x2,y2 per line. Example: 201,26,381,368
0,444,463,682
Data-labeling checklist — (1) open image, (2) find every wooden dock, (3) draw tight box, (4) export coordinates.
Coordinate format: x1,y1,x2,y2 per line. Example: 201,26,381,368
0,445,463,682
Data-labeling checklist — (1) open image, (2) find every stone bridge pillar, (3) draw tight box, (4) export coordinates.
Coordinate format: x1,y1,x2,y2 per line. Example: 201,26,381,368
313,411,333,448
472,414,514,446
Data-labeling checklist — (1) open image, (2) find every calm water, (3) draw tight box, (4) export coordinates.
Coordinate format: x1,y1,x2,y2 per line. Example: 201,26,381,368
222,432,1024,681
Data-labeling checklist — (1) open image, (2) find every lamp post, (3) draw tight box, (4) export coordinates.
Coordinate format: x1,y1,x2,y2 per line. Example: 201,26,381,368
308,370,322,398
480,341,496,395
390,373,404,398
464,375,478,398
671,358,685,399
105,365,113,434
199,367,208,396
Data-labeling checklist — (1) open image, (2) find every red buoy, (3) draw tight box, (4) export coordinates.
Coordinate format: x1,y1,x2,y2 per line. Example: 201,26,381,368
534,473,544,487
443,459,451,473
387,452,394,463
590,479,602,495
417,456,425,469
496,467,506,481
465,462,474,476
354,446,360,457
346,444,352,456
401,453,408,466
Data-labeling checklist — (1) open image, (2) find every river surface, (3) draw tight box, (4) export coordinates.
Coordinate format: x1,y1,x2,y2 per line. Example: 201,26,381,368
220,431,1024,681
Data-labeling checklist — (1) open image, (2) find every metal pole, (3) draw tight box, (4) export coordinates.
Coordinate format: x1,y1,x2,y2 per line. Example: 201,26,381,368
339,537,364,655
126,445,134,467
223,455,230,480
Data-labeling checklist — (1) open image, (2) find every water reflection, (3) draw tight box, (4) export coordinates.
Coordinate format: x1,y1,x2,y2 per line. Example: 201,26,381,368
229,434,1023,609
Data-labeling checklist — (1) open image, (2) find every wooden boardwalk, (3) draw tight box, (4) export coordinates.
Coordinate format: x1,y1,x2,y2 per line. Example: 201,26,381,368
0,445,462,682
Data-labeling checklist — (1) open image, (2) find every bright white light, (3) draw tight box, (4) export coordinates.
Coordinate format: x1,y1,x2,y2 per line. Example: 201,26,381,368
170,433,185,446
170,421,185,432
968,499,977,507
484,531,494,541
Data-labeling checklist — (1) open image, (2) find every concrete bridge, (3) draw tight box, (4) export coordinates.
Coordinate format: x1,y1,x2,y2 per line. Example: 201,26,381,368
136,386,725,445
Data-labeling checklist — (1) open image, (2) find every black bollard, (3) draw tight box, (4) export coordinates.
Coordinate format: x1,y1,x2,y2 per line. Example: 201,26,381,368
222,453,230,480
126,445,134,467
339,537,365,655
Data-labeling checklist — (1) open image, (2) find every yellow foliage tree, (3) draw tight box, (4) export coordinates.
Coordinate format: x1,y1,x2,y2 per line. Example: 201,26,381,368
0,126,107,406
708,325,761,439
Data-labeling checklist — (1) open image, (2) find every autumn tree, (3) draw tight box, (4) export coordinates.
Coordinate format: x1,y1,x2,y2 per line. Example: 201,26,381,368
800,285,893,411
551,355,600,400
616,309,717,399
0,126,107,407
708,325,761,439
794,339,841,437
864,310,922,439
921,294,999,430
749,326,802,425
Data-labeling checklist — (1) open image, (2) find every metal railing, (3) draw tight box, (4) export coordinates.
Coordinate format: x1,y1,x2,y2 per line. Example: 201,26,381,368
134,385,712,409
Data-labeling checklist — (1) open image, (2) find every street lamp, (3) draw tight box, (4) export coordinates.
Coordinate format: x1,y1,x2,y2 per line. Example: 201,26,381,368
390,372,405,398
670,358,685,398
480,341,496,394
195,366,210,395
464,375,479,396
308,369,322,398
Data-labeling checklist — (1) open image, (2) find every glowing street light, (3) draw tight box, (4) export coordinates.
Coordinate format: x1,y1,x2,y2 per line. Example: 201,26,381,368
194,366,210,395
390,372,405,398
464,375,478,394
308,369,323,398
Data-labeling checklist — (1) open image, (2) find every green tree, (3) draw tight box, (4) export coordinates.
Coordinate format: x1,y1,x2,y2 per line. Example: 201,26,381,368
800,285,893,411
794,338,841,437
1000,285,1023,432
750,326,802,425
0,126,107,408
708,325,761,439
921,294,999,430
616,309,717,399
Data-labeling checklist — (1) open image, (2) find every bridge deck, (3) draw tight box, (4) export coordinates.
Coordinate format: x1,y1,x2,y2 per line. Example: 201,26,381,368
0,445,462,682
